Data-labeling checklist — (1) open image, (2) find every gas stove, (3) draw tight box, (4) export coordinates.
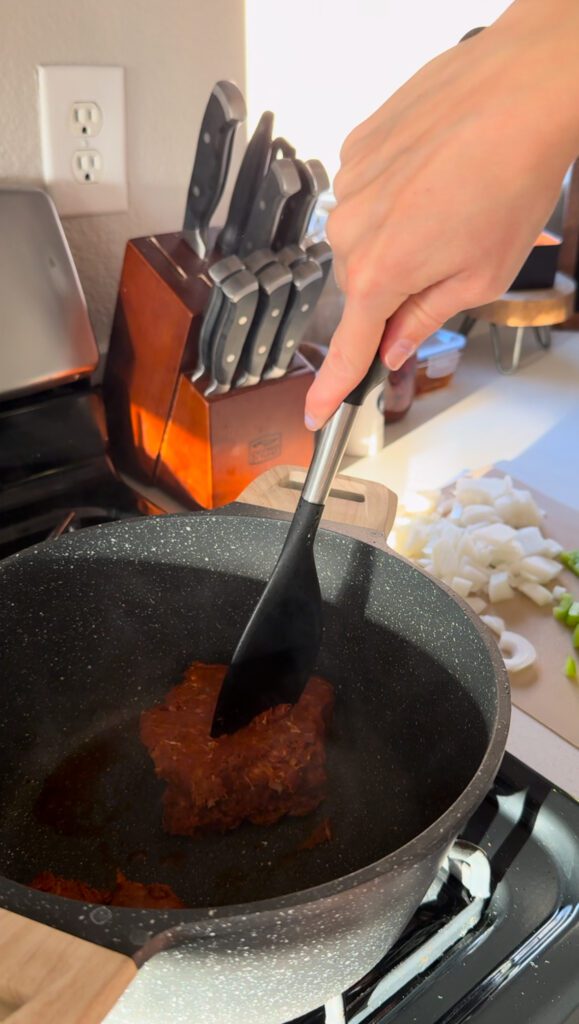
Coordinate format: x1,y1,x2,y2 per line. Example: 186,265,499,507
2,384,579,1024
296,753,579,1024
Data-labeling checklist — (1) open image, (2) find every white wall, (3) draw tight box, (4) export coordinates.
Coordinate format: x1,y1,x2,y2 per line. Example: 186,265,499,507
0,0,246,351
245,0,511,182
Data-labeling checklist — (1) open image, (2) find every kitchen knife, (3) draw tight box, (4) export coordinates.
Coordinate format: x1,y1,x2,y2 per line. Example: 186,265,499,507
263,257,324,379
269,137,296,161
191,255,245,382
239,158,301,259
243,249,278,274
205,269,259,396
183,81,246,258
215,111,274,258
305,238,333,288
273,159,330,250
236,261,293,387
276,243,308,268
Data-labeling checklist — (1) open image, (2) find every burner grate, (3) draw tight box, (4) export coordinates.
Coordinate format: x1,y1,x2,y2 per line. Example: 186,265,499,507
295,842,492,1024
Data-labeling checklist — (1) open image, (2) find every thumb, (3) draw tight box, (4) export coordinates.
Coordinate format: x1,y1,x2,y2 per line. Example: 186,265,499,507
380,278,467,370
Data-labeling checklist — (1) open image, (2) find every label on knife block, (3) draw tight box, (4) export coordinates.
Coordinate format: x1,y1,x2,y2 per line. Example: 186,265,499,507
248,433,282,464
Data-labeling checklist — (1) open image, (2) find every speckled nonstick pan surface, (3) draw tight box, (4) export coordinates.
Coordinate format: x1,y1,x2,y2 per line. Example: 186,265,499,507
0,511,509,1023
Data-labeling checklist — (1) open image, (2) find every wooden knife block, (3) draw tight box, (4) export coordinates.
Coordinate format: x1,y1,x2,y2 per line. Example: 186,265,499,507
156,359,314,508
104,232,315,509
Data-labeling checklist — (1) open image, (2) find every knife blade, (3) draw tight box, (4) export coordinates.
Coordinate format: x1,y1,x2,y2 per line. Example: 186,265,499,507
238,158,301,258
205,269,259,396
236,261,293,387
215,111,274,258
263,257,324,379
191,255,245,382
273,158,330,250
183,81,246,258
304,238,333,288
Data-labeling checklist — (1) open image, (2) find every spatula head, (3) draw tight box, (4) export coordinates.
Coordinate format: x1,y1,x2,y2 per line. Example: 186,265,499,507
211,501,323,736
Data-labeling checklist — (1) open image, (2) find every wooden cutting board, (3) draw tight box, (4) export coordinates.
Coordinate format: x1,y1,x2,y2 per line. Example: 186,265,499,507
480,473,579,749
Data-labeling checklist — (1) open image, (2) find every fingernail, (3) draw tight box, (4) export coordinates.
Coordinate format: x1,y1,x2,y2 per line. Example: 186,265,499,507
305,413,319,432
385,340,415,371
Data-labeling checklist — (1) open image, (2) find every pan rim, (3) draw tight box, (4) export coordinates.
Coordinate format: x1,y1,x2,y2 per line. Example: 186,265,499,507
0,511,510,923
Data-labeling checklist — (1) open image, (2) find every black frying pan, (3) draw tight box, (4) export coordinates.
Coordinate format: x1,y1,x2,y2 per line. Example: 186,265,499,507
0,508,509,1023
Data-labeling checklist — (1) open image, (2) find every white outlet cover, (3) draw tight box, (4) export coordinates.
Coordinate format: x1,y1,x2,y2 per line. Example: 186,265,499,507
38,65,127,217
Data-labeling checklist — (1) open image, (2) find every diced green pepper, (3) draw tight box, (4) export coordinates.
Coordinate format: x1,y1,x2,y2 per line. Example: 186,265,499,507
574,624,579,650
559,550,579,576
566,601,579,628
564,656,577,680
554,594,574,622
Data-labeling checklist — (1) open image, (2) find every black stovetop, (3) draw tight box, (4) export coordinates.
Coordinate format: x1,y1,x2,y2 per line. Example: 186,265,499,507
295,752,579,1024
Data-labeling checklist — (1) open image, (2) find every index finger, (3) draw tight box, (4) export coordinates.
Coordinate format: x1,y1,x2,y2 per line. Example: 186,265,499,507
304,292,403,431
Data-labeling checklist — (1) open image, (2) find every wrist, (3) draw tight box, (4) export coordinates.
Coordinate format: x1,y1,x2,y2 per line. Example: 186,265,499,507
485,0,579,159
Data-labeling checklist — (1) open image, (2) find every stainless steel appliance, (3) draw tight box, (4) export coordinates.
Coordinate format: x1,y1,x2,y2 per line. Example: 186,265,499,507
0,188,99,399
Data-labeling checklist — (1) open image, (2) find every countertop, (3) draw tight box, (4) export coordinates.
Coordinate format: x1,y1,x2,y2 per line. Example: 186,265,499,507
347,329,579,800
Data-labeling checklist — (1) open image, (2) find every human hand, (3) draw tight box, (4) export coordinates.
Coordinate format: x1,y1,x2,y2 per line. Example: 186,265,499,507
305,0,579,430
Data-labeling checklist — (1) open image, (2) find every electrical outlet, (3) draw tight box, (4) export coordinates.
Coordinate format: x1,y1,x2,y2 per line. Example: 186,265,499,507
72,150,102,183
71,101,102,137
37,65,127,217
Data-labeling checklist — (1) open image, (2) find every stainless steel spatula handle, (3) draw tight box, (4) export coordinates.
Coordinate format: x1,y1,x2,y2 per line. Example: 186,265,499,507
302,351,388,505
301,404,358,505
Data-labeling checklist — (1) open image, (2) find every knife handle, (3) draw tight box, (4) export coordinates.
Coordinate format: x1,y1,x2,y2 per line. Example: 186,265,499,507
206,269,259,394
273,158,330,250
263,257,324,379
183,81,246,246
239,158,301,258
236,262,293,386
270,137,296,161
243,249,278,274
191,255,244,381
304,239,333,287
304,158,330,197
272,159,317,250
216,110,274,257
276,244,308,268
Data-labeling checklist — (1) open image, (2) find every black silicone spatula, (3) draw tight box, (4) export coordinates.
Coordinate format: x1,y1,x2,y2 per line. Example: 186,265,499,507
211,351,388,736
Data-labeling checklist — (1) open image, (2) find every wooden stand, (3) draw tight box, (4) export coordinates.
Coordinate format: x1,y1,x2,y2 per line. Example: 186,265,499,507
463,271,576,374
104,233,315,508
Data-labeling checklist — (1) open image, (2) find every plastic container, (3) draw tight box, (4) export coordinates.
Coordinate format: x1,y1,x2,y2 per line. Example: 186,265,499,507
415,329,466,395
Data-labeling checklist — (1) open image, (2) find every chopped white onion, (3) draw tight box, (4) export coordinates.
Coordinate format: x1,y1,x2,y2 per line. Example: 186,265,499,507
553,585,570,600
542,538,564,557
466,596,487,614
518,555,563,583
460,504,501,526
499,630,537,672
393,474,565,614
488,571,514,603
480,614,506,636
514,580,554,606
494,489,543,527
516,526,548,556
450,576,473,598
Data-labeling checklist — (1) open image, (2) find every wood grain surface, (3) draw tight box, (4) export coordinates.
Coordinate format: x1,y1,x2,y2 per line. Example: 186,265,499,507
0,908,135,1023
